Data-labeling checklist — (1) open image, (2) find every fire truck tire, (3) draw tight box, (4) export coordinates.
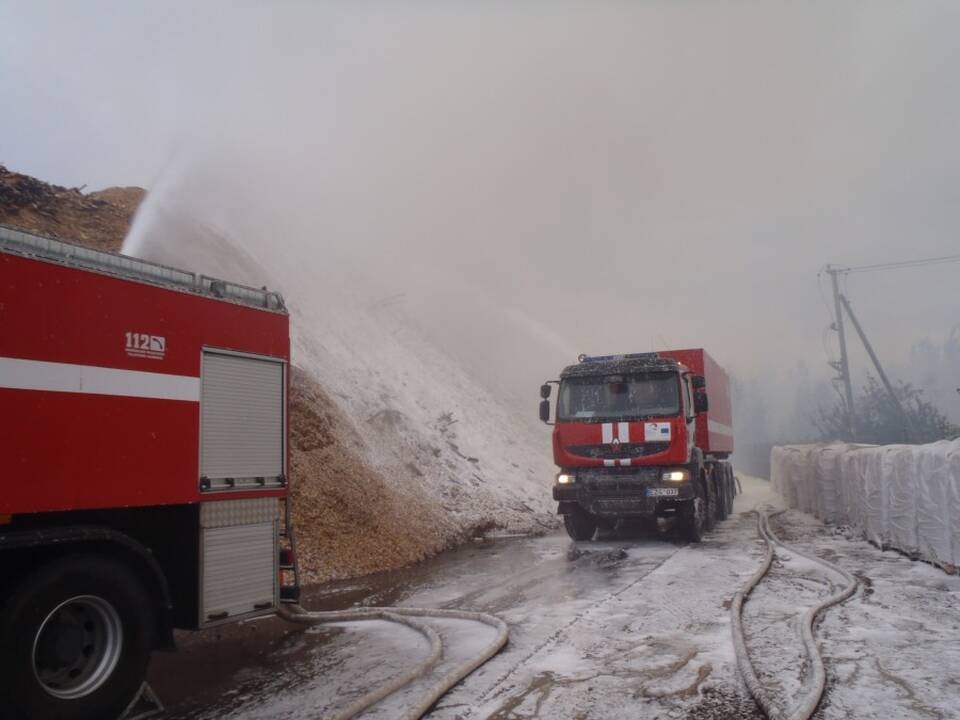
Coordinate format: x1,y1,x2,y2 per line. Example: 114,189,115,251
716,467,730,521
593,516,617,539
563,508,598,541
0,554,154,720
724,466,736,516
680,484,708,543
704,474,718,532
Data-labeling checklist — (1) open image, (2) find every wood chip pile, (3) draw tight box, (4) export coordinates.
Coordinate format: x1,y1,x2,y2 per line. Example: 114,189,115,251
0,164,144,250
288,366,458,582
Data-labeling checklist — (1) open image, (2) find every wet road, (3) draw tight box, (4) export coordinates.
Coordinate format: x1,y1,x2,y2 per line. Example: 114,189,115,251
151,481,775,718
150,475,960,719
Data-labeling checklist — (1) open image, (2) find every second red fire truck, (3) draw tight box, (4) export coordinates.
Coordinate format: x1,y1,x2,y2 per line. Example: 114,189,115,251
0,225,299,720
540,350,736,542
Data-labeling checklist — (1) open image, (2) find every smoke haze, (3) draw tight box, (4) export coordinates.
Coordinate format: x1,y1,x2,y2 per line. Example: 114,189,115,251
4,2,960,454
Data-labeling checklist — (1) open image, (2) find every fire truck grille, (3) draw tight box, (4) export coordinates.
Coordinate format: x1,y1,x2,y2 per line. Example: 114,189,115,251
580,468,660,494
593,482,643,496
593,497,655,513
567,442,670,460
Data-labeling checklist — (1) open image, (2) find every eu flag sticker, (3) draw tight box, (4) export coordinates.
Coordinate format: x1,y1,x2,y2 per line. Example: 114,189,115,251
644,422,672,442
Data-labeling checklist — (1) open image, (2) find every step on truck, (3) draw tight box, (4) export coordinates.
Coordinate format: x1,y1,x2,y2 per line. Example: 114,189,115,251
539,350,736,542
0,225,300,720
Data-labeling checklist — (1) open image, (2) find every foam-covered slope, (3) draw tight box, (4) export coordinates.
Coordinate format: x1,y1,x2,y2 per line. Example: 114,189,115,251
123,191,558,582
286,280,559,556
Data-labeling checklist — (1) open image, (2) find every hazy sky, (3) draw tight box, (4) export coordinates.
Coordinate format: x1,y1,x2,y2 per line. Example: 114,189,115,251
3,2,959,408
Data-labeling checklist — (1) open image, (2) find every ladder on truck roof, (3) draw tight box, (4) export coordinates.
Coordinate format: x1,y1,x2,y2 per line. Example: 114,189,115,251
0,224,286,313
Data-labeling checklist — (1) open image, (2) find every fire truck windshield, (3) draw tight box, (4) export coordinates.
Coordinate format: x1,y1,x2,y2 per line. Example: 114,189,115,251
557,372,680,421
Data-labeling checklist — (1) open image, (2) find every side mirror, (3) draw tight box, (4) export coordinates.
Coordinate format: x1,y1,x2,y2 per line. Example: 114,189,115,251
692,375,706,389
694,390,709,413
540,384,552,399
539,400,551,423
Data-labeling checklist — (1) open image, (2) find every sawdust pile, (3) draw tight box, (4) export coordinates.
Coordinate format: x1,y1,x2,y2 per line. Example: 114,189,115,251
1,164,486,584
288,366,456,582
0,165,144,250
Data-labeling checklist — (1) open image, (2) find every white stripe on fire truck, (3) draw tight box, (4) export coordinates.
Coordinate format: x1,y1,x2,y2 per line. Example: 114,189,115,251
707,419,733,436
0,357,200,402
601,423,613,443
617,422,630,443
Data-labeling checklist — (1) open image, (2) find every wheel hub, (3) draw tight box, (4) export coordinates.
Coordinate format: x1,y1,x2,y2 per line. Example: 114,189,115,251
32,595,123,699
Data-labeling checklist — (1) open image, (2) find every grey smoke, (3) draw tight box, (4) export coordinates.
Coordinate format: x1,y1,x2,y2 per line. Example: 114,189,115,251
4,2,960,446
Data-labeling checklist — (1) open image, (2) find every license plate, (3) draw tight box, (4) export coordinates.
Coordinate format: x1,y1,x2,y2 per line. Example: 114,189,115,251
646,487,679,497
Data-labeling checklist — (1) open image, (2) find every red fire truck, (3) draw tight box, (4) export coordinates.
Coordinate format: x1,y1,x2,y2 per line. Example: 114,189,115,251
539,350,735,542
0,225,299,720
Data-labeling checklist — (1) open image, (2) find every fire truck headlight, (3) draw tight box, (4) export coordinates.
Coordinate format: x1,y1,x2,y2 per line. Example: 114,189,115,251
556,473,575,485
662,470,690,482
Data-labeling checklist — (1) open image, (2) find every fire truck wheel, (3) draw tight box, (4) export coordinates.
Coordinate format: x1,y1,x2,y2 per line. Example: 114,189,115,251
681,486,707,543
704,475,718,532
594,517,617,539
723,467,735,517
0,554,154,720
563,508,598,541
716,469,730,522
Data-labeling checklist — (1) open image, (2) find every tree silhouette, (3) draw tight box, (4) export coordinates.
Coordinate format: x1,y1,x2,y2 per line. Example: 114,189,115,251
814,374,960,445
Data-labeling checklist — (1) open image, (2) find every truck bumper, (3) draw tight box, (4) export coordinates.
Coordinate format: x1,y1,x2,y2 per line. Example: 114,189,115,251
553,466,696,517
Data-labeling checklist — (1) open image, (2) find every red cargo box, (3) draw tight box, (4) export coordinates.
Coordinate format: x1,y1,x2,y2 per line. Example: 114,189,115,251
658,348,733,456
0,226,290,515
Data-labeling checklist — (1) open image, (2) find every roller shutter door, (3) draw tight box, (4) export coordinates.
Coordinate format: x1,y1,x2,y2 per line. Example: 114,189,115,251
201,351,284,488
199,498,278,625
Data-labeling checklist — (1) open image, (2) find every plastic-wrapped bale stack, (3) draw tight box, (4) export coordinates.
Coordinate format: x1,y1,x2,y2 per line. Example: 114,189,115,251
770,439,960,574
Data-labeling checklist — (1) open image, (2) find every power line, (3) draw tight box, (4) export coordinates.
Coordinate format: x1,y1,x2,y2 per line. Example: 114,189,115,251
833,253,960,275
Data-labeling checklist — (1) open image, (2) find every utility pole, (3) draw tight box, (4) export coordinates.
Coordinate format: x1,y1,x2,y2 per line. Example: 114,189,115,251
826,265,856,440
839,294,912,442
821,251,960,444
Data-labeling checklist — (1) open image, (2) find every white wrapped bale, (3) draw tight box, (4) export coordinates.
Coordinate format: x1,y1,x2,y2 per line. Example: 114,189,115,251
861,448,889,547
948,444,960,569
842,448,872,530
885,445,919,556
771,445,804,509
915,440,959,570
788,446,806,510
794,445,821,515
770,446,790,496
813,444,847,523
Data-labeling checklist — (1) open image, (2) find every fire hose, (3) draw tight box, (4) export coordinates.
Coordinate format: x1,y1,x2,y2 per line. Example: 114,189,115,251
278,604,509,720
731,506,857,720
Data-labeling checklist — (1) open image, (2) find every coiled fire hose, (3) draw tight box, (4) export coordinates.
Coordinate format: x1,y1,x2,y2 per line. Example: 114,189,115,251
731,506,857,720
278,604,509,720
